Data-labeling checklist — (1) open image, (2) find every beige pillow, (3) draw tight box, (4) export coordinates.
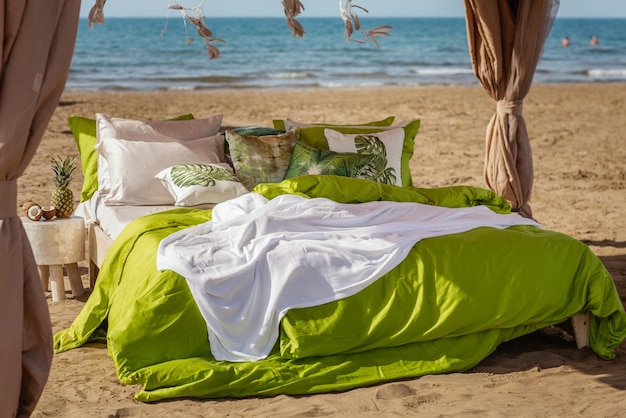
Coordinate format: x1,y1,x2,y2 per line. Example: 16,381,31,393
95,113,224,195
97,135,225,206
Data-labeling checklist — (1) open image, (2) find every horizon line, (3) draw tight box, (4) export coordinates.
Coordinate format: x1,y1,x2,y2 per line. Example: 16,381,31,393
79,15,626,19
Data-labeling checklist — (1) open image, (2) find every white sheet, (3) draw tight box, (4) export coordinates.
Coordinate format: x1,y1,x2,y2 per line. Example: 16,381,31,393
156,193,542,362
75,191,183,240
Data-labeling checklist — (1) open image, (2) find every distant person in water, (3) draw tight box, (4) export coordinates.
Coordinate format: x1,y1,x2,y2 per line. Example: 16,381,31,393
590,35,599,46
561,37,570,47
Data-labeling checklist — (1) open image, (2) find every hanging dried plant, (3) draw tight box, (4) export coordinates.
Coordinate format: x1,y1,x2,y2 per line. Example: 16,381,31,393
87,0,107,29
338,0,392,47
282,0,306,37
86,0,391,58
167,0,226,59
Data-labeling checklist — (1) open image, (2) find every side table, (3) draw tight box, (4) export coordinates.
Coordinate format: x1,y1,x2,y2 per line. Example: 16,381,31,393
21,216,86,301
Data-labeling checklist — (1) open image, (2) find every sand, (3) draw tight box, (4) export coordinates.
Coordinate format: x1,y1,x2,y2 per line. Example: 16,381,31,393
20,83,625,417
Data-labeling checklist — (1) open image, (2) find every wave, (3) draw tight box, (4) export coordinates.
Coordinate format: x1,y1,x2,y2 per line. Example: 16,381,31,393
331,70,391,79
316,80,387,89
586,69,626,78
264,72,316,79
411,68,474,76
156,75,252,84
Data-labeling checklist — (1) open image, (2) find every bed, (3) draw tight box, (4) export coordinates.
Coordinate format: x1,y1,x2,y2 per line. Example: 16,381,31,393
56,113,626,402
75,191,180,287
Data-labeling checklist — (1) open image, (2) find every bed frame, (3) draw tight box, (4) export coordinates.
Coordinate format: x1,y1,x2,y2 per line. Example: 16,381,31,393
86,221,592,349
88,222,114,290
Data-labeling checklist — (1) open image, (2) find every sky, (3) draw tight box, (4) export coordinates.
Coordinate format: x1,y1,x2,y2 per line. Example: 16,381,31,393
80,0,626,19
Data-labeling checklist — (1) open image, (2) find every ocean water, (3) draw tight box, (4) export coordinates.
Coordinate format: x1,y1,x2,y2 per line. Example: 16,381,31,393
67,17,626,91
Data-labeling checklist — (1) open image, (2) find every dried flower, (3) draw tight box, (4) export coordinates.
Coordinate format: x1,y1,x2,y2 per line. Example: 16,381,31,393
282,0,306,37
339,0,392,47
167,0,227,59
88,0,107,29
87,0,391,59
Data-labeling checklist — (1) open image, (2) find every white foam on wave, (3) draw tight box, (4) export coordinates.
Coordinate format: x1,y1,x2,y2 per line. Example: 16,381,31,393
412,68,474,76
266,72,313,79
317,80,385,88
587,69,626,78
167,85,196,91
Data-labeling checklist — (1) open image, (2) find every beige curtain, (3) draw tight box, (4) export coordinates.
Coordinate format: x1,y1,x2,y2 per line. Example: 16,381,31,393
0,0,80,416
464,0,559,218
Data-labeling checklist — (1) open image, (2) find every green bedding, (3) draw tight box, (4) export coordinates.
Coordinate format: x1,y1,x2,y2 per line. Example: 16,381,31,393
54,175,626,402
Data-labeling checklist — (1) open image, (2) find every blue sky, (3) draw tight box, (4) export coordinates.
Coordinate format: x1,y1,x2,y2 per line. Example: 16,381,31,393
81,0,626,18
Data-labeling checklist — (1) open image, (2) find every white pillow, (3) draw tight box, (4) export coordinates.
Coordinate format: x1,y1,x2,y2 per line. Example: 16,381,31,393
97,135,225,206
323,127,405,186
95,113,224,195
156,163,249,207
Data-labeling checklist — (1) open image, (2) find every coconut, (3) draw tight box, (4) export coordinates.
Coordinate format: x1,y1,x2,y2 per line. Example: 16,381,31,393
23,201,43,221
42,206,57,220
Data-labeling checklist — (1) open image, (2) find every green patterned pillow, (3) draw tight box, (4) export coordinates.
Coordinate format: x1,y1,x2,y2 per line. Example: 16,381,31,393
322,127,407,186
225,128,299,189
294,119,421,187
283,141,386,182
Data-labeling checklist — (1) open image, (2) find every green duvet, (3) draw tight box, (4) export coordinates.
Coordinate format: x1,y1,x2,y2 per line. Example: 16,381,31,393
54,175,626,402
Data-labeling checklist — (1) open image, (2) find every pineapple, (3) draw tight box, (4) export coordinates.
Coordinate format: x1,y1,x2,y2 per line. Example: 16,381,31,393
51,156,76,218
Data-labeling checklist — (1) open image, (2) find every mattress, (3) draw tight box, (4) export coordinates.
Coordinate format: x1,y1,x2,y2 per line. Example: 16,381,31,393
75,191,212,240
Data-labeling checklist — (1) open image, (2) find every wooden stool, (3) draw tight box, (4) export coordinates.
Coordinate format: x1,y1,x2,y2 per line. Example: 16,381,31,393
22,216,86,301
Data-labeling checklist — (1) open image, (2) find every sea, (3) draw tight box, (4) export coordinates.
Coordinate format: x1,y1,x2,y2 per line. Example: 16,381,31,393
66,16,626,91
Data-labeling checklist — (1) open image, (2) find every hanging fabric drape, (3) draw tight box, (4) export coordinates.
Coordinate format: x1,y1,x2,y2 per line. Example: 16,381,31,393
0,0,80,416
464,0,559,218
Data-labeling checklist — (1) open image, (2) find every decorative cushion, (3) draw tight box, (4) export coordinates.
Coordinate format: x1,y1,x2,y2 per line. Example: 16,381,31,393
67,114,194,202
272,116,396,131
323,127,406,186
231,126,285,136
156,163,249,207
95,113,224,196
225,128,299,190
283,141,384,181
295,119,421,187
96,135,225,206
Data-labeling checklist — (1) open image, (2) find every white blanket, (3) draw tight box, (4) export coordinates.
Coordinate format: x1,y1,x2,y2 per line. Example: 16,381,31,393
156,193,541,362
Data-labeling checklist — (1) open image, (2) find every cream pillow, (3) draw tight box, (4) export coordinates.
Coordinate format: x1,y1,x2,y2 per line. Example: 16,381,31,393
323,127,406,186
156,163,249,207
95,113,224,195
97,135,225,206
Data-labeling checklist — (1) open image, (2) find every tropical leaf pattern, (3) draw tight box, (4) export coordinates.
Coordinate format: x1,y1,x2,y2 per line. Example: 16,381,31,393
352,134,396,185
170,164,237,188
226,129,299,189
284,142,386,181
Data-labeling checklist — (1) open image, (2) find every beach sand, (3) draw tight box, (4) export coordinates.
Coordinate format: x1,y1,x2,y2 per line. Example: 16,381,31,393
21,83,625,417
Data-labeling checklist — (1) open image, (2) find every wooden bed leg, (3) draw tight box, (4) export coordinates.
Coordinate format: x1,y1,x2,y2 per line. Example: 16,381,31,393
89,258,99,290
571,312,590,349
88,221,110,290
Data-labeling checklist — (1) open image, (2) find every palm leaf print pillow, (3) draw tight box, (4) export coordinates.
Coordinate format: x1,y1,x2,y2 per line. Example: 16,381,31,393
283,141,386,181
156,163,248,206
323,127,407,186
